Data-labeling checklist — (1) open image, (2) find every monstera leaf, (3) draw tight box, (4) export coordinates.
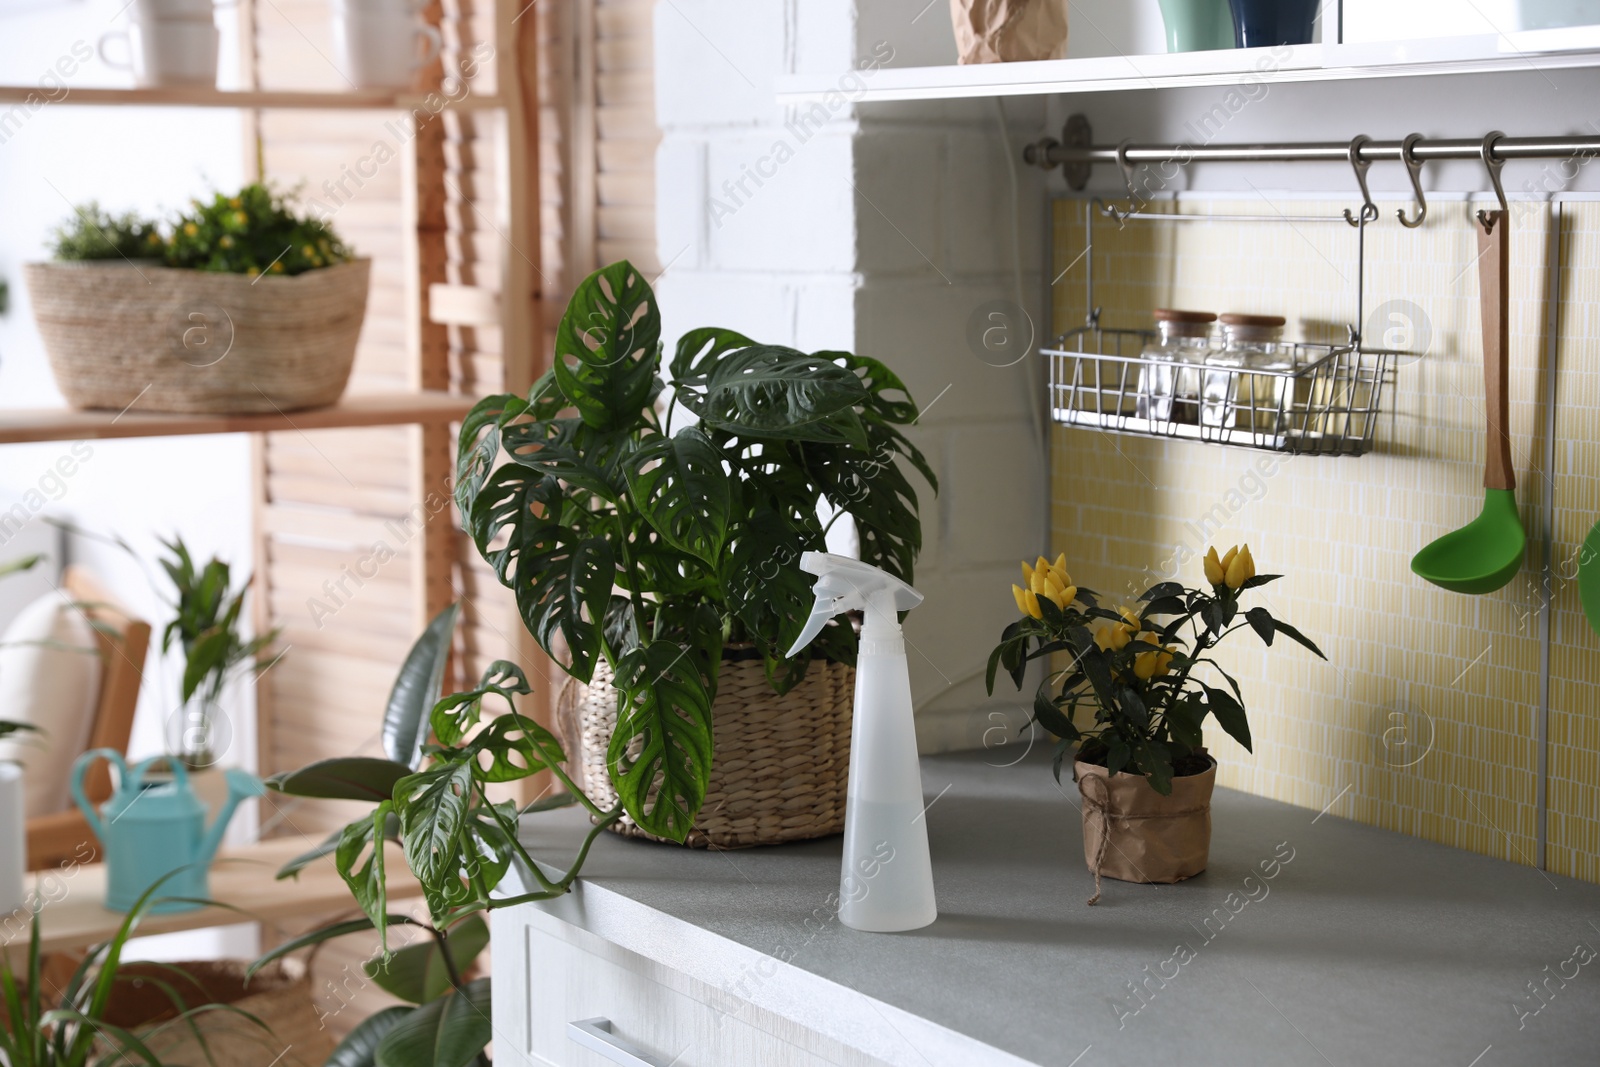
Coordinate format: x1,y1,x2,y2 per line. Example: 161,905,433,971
553,261,661,431
607,640,717,841
676,345,872,446
623,427,732,566
467,465,612,682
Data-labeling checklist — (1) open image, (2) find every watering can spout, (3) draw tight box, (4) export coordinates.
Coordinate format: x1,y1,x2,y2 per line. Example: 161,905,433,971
198,768,267,863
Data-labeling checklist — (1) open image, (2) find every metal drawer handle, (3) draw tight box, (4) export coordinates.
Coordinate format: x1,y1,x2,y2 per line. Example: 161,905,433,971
568,1017,677,1067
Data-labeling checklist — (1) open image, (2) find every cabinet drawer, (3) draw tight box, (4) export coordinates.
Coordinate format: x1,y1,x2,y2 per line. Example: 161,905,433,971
507,918,863,1067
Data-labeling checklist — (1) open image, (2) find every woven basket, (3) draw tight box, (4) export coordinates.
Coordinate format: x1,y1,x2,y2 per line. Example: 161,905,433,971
26,258,369,414
95,958,334,1067
557,649,855,849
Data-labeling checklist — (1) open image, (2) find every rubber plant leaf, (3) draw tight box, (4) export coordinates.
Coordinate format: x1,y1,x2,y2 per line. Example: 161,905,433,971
326,1006,413,1067
267,757,413,802
373,977,493,1067
363,915,489,1005
383,602,461,769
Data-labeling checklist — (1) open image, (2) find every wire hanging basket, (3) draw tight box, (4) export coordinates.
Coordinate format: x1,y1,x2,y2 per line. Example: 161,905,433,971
1046,326,1391,456
1045,199,1397,457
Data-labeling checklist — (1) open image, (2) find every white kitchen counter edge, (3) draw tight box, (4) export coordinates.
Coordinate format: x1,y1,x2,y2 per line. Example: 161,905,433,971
497,855,1038,1067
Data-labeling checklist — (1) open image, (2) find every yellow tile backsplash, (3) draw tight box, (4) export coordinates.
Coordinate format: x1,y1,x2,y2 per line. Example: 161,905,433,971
1048,196,1600,881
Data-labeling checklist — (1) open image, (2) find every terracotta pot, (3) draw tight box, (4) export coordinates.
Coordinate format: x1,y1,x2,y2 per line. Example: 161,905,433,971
1075,754,1216,903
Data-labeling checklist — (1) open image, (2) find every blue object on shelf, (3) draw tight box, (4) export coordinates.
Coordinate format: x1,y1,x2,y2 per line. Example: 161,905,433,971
1226,0,1319,47
71,748,265,914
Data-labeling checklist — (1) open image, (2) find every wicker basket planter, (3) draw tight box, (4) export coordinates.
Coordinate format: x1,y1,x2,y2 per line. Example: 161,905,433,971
25,258,369,414
557,648,855,849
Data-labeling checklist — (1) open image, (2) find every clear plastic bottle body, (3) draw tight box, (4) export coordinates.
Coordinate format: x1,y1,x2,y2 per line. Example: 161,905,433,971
1137,312,1215,425
838,607,936,932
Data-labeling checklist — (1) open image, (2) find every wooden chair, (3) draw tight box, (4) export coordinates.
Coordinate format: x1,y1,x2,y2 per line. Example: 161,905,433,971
24,566,151,872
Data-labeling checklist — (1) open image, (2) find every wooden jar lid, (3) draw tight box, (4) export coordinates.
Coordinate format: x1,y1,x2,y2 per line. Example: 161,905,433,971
1219,313,1287,327
1152,308,1218,323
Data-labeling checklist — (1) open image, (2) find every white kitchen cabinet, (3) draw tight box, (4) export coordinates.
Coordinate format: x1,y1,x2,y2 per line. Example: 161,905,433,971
494,904,888,1067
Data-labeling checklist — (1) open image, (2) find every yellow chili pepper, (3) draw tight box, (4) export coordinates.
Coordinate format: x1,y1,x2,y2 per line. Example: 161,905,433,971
1225,543,1256,590
1203,546,1225,586
1012,584,1042,619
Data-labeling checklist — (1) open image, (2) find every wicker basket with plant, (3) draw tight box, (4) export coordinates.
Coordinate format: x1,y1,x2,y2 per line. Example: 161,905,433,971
26,184,368,415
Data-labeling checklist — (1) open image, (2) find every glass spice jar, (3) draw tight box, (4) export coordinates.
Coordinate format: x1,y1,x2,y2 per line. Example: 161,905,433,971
1206,313,1289,430
1137,309,1216,425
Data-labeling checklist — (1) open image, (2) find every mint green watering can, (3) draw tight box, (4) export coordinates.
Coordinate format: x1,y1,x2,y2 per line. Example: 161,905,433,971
71,749,265,915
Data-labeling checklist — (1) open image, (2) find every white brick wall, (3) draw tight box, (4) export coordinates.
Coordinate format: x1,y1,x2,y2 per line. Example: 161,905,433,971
656,0,1050,751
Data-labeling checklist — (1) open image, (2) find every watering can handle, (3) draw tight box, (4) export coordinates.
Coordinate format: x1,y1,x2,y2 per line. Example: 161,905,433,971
70,748,129,845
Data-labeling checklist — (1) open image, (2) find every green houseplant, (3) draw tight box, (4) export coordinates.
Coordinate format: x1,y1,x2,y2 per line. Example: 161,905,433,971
1,877,264,1067
456,260,936,841
988,545,1325,899
27,183,368,415
259,603,620,1067
47,203,164,263
157,536,282,770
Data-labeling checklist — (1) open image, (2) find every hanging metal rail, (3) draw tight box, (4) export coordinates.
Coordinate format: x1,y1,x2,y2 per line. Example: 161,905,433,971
1025,114,1600,235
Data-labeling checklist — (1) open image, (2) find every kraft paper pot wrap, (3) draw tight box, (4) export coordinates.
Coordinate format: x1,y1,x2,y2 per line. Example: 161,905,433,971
949,0,1069,63
1075,756,1216,903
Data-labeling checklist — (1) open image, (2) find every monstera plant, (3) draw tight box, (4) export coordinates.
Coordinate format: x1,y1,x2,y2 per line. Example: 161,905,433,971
260,604,621,1067
455,260,936,841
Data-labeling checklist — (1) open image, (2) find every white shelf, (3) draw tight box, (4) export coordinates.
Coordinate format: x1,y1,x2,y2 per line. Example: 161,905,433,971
775,41,1600,103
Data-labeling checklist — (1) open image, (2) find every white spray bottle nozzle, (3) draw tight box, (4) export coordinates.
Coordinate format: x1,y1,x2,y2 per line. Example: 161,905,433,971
784,552,923,658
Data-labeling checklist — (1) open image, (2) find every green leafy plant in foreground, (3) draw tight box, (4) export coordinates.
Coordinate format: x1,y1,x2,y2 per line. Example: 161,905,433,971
260,603,621,1067
1,874,266,1067
987,544,1326,794
456,259,935,840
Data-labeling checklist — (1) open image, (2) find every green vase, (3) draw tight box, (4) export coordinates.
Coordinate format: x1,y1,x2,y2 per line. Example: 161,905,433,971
1157,0,1236,51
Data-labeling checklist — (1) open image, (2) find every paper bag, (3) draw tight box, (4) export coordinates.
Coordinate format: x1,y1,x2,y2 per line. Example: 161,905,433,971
950,0,1069,64
1076,757,1215,899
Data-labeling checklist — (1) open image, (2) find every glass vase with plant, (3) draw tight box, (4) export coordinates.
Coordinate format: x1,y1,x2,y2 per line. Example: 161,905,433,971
987,545,1325,896
455,260,936,841
157,536,281,771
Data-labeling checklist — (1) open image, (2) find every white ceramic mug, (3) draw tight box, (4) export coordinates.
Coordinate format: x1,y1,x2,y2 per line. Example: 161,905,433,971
333,10,442,89
333,0,423,14
129,0,226,21
99,21,220,88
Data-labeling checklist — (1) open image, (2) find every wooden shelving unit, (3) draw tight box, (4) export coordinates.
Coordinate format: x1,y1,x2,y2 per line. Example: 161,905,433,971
0,0,550,1027
0,392,475,445
0,85,505,109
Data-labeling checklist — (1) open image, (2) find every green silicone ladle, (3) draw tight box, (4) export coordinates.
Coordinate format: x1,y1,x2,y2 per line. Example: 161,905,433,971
1578,519,1600,636
1412,212,1527,595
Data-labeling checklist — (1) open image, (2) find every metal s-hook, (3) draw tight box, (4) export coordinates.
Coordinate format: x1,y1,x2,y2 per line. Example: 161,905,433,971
1397,133,1428,229
1477,130,1509,234
1343,135,1379,227
1106,140,1139,223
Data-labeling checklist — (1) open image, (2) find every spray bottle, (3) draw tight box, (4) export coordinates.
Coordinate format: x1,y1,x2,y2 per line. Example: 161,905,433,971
786,551,936,932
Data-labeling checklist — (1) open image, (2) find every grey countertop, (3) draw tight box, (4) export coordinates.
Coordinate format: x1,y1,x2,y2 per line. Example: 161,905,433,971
514,749,1600,1067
